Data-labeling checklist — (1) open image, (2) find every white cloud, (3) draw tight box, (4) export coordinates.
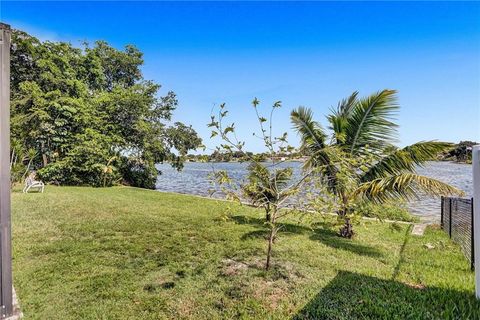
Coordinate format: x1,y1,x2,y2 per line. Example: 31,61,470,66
6,20,91,46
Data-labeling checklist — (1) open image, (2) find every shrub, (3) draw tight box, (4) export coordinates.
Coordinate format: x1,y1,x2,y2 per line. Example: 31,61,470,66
120,157,158,189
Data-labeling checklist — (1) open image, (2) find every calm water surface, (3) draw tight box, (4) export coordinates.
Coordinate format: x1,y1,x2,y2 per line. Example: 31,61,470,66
156,161,472,223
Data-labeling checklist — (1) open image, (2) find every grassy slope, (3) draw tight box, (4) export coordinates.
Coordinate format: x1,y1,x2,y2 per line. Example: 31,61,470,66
11,186,479,319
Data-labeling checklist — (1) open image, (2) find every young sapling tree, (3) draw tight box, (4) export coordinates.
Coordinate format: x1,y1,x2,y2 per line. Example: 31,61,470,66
208,99,311,270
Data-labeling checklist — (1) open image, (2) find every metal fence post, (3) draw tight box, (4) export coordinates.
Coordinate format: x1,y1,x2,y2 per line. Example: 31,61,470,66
449,198,452,238
0,23,13,317
472,197,475,271
440,196,444,228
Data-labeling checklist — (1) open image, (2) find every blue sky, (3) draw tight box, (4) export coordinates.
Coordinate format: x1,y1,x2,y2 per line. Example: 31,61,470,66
1,1,479,153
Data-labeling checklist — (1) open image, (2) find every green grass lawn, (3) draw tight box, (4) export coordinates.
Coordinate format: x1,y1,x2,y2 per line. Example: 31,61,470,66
11,186,479,319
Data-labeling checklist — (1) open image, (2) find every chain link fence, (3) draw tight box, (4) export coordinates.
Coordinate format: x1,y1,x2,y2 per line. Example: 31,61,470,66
441,196,474,270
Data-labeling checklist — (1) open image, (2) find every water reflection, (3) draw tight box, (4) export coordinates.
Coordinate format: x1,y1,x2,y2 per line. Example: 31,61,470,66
156,161,472,223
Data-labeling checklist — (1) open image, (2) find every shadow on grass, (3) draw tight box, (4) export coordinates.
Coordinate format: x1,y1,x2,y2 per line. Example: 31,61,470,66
309,225,383,258
236,216,383,259
232,215,312,237
293,271,480,319
241,229,268,240
391,225,412,280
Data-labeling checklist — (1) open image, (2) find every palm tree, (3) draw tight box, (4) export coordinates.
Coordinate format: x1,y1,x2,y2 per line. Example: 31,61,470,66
291,89,463,238
242,162,294,222
93,156,117,187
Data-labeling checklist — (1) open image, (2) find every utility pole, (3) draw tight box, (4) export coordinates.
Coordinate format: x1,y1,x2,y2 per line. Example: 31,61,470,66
0,22,13,318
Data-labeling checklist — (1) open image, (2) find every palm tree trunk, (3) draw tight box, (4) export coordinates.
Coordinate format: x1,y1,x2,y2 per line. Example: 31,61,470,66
338,194,354,238
339,216,354,238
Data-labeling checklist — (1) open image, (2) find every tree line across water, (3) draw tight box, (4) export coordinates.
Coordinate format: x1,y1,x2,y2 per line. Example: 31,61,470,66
187,141,476,164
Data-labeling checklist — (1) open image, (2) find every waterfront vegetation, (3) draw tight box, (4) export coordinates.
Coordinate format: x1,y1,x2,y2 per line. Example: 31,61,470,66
10,29,201,189
9,26,477,319
442,141,478,164
12,186,479,319
206,90,461,270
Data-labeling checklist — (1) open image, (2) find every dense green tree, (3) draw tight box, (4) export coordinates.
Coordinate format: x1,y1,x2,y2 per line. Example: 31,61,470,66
446,141,477,163
10,29,201,188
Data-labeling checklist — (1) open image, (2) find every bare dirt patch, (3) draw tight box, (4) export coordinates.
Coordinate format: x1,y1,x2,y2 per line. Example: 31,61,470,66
221,258,249,276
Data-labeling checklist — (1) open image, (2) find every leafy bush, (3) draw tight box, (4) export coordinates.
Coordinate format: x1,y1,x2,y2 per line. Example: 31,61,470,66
120,157,158,189
38,130,121,187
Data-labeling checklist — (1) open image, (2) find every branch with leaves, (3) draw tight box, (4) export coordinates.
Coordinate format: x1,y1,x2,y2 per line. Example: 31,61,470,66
208,99,312,270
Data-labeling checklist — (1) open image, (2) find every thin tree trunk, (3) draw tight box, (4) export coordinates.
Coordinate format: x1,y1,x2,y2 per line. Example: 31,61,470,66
265,203,271,222
41,141,48,167
10,149,15,170
266,226,274,270
23,159,33,180
42,153,48,167
265,207,276,270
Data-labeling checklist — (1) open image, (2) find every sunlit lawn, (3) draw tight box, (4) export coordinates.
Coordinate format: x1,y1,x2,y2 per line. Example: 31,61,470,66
11,186,480,319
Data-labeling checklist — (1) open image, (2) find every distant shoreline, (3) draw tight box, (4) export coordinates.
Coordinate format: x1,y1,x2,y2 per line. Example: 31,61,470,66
165,159,472,165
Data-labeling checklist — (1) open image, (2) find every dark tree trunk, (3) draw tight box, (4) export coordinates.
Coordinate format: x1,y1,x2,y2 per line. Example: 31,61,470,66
265,204,271,222
339,217,354,238
338,193,354,238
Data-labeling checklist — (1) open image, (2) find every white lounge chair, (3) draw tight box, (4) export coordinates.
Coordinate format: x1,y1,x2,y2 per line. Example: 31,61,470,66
23,177,45,193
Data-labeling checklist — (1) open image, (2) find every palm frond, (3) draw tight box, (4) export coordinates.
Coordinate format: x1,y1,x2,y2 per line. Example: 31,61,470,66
328,91,358,144
290,107,327,153
335,91,359,118
343,89,399,154
402,141,452,163
274,167,294,189
355,173,464,203
242,163,293,205
305,148,340,192
361,141,453,181
245,162,270,185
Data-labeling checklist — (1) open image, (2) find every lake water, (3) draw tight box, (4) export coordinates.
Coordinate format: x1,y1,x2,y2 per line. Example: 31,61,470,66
156,161,472,223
